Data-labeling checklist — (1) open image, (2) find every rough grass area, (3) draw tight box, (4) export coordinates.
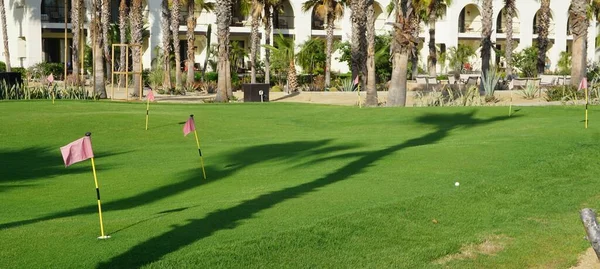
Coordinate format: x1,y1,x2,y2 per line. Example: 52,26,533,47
1,100,599,268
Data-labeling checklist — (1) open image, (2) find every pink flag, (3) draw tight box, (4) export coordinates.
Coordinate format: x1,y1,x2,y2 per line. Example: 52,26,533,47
147,90,155,101
47,74,54,84
352,76,359,91
183,117,196,136
60,136,94,167
579,77,588,91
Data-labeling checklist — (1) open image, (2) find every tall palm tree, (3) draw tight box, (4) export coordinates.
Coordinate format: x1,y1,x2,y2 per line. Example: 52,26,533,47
536,0,550,75
504,0,515,78
71,0,83,85
265,34,298,91
249,0,263,83
215,0,232,102
101,0,111,80
131,0,143,94
92,0,107,98
162,0,173,90
0,0,10,72
263,1,275,84
185,0,215,87
302,0,345,88
350,0,367,92
118,0,127,87
365,0,377,106
388,0,419,107
171,0,183,90
480,0,493,77
570,0,589,87
426,0,451,77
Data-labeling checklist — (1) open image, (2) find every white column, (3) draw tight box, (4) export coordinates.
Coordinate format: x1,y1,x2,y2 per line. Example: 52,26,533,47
144,0,161,69
26,0,43,67
587,19,596,64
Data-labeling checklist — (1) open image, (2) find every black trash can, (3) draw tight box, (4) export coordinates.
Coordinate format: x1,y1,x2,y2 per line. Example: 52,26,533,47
242,83,270,102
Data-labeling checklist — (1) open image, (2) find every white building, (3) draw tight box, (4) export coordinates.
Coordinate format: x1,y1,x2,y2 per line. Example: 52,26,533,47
3,0,596,75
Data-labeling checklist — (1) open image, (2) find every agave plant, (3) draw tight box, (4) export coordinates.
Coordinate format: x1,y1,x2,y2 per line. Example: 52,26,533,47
520,83,539,100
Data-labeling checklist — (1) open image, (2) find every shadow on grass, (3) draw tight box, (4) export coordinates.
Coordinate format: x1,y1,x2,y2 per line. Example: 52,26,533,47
97,111,518,268
0,140,357,231
0,147,127,185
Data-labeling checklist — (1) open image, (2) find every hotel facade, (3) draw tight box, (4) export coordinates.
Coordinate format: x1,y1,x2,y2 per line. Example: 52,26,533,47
4,0,597,75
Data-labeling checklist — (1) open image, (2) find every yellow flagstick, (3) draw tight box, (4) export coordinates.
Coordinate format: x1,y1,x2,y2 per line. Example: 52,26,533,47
191,115,207,179
509,87,513,117
585,86,589,129
145,96,150,130
86,132,110,239
51,85,55,104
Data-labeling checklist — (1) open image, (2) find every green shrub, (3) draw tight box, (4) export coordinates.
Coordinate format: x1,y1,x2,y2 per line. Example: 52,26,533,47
206,71,218,82
436,74,449,80
194,72,202,81
271,85,283,92
12,67,26,80
0,61,6,72
545,85,583,102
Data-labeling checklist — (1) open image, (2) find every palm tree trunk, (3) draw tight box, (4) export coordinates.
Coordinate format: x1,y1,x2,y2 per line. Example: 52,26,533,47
215,0,231,102
287,60,298,91
92,0,106,98
0,0,11,72
131,0,143,95
410,16,419,79
325,10,333,88
264,5,272,84
161,0,172,90
186,0,196,88
504,0,514,77
171,0,182,90
536,0,550,75
118,0,127,87
201,24,211,80
250,1,260,84
365,0,377,106
481,0,493,76
570,0,588,87
387,0,414,107
350,0,367,91
427,12,437,77
72,0,82,85
101,0,111,81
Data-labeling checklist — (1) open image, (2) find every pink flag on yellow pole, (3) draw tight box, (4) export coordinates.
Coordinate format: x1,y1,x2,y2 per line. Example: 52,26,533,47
60,136,94,167
147,90,155,101
183,117,196,136
47,73,54,84
579,77,588,91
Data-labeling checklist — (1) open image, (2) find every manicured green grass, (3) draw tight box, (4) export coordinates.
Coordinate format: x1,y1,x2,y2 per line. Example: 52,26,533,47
1,100,600,268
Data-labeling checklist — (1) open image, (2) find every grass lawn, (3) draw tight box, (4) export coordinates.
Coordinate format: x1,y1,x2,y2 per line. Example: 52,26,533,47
1,100,600,268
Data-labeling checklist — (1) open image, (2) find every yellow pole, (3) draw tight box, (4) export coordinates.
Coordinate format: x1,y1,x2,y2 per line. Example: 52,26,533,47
80,26,84,86
145,96,150,130
51,83,55,104
125,45,129,101
191,115,206,179
86,133,109,239
585,86,589,129
509,87,513,117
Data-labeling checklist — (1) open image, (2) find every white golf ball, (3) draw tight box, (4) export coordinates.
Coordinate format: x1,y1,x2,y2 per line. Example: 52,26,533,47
455,182,460,187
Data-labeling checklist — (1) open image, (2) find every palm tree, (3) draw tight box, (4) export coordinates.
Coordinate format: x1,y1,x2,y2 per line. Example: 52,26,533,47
71,0,84,85
162,0,173,90
570,0,589,87
185,0,215,88
302,0,345,88
131,0,143,94
118,0,127,87
92,0,107,98
504,0,515,78
350,0,367,93
215,0,232,102
365,0,377,106
388,0,419,107
0,0,10,72
480,0,493,77
536,0,550,75
171,0,183,90
264,34,298,91
426,0,452,77
101,0,111,80
250,0,263,83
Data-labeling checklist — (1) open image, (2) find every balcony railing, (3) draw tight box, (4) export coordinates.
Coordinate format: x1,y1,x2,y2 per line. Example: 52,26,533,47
274,16,294,29
41,7,70,23
497,22,521,34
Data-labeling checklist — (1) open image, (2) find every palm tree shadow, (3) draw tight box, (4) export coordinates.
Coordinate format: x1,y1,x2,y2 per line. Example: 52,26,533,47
97,111,519,268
